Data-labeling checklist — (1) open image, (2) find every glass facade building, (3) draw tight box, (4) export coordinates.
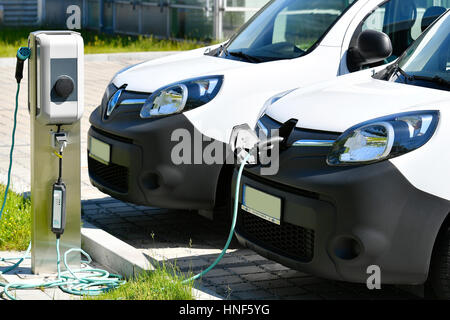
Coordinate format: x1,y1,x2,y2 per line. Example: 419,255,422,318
41,0,270,40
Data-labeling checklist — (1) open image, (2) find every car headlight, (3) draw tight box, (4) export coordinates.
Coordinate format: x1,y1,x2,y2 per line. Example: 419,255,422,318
327,111,439,166
140,75,224,118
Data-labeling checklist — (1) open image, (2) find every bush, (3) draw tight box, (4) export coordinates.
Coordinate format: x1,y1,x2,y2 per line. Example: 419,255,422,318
0,27,208,57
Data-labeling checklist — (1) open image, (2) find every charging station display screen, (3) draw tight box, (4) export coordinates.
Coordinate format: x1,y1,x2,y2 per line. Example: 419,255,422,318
52,189,63,229
241,185,282,225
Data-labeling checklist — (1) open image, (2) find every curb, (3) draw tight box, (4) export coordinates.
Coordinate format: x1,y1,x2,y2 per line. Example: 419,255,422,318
0,51,179,67
81,221,223,300
81,221,154,278
0,57,15,67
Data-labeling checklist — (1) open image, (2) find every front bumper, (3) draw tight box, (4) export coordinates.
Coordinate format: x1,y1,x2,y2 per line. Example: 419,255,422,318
88,106,228,210
232,145,450,285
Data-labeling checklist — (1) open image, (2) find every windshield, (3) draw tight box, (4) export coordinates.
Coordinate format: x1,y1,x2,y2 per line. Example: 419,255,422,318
393,11,450,90
221,0,358,62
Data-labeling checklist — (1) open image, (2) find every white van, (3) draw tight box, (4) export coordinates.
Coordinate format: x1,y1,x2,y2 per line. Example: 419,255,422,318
231,10,450,298
87,0,449,212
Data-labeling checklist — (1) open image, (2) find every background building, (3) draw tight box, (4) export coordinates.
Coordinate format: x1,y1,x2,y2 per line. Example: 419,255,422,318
0,0,270,40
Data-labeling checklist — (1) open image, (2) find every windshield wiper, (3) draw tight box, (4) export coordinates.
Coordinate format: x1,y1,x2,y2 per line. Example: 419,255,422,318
391,64,450,88
390,64,411,84
218,44,229,56
410,74,450,88
228,51,264,63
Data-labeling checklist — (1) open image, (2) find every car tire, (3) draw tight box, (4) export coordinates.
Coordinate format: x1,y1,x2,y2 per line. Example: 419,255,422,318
426,222,450,299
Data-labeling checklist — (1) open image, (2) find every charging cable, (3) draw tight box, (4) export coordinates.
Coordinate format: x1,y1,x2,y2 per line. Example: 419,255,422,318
182,153,251,284
0,47,31,220
181,136,282,283
1,241,124,300
0,84,21,221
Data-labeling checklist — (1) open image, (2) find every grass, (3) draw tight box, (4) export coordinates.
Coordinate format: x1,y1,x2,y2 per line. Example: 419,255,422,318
0,185,31,251
86,262,195,300
0,27,209,57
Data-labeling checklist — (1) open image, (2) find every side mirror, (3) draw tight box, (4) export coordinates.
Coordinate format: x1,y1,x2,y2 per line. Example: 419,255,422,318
347,29,393,72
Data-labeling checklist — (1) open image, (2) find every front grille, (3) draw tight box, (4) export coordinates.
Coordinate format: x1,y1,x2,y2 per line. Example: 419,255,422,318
88,157,129,193
90,126,133,144
258,115,341,146
237,209,315,262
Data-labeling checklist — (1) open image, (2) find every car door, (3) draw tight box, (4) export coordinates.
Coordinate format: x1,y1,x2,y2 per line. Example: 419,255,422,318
339,0,450,74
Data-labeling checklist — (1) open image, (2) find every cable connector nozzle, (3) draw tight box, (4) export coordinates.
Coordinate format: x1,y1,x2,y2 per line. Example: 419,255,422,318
230,124,259,165
230,124,285,165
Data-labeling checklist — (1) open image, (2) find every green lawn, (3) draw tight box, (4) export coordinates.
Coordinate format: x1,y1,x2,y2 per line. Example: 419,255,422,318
0,27,209,57
86,263,195,300
0,185,31,251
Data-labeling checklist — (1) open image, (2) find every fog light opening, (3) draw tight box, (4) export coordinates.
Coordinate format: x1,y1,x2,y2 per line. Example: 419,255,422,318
333,237,361,260
142,172,160,190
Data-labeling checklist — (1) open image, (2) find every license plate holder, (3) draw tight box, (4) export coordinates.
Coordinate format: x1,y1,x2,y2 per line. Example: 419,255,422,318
88,136,111,165
241,185,282,225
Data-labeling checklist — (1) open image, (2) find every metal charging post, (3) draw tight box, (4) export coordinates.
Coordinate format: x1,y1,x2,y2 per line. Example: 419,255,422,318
28,31,84,274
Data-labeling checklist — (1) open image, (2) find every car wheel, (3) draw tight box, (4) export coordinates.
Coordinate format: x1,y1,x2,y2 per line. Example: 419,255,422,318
426,222,450,299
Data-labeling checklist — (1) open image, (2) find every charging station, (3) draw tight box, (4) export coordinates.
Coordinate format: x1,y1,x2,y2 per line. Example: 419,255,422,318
0,31,125,299
28,31,84,274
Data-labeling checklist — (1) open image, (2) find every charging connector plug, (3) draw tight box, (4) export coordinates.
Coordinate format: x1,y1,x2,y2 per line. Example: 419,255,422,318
230,124,284,165
230,124,259,164
52,132,68,153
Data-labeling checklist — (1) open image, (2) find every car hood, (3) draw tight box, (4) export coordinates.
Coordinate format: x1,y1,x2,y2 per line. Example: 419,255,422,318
265,75,450,133
112,47,248,92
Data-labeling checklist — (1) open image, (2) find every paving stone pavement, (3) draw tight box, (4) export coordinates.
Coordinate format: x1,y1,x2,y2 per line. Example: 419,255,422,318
81,200,420,300
0,54,420,300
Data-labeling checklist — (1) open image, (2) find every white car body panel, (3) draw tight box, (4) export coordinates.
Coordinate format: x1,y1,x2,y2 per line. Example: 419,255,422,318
264,75,450,201
110,0,401,143
113,46,244,93
264,74,449,132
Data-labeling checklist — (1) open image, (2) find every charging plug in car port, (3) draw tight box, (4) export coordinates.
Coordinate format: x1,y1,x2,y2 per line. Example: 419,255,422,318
278,118,298,150
333,236,362,260
230,123,290,165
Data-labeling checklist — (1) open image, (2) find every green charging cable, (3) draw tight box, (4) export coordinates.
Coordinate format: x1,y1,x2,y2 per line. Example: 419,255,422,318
182,153,250,284
1,239,125,300
0,84,20,221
